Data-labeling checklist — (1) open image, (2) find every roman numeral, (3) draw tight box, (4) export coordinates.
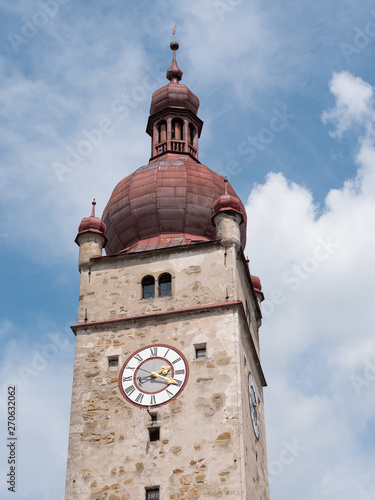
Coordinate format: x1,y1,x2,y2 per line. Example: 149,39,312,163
164,348,170,357
150,347,158,357
166,389,173,398
125,385,135,396
134,353,143,363
172,357,181,365
127,365,136,371
175,369,185,375
122,376,132,382
135,393,144,404
174,379,183,387
150,395,156,405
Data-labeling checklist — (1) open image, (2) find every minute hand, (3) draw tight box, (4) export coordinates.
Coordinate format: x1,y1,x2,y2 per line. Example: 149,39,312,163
150,372,178,384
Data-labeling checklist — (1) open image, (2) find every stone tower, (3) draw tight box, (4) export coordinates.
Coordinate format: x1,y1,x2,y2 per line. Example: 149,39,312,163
65,39,270,500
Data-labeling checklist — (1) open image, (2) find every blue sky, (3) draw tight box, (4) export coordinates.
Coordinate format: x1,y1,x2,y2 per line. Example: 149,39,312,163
1,1,375,499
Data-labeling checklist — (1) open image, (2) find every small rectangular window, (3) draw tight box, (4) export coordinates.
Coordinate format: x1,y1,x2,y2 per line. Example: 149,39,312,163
108,356,119,367
148,426,160,442
146,487,160,500
195,344,207,359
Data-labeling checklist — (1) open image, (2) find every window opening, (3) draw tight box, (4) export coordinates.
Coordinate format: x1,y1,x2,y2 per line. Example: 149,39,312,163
146,487,160,500
108,356,119,367
158,121,167,143
158,273,172,297
189,124,195,144
172,119,183,140
195,344,207,359
148,426,160,442
142,275,155,299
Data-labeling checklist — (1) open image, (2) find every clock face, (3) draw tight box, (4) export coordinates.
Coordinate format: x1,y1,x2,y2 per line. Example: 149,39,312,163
248,372,260,439
119,344,188,408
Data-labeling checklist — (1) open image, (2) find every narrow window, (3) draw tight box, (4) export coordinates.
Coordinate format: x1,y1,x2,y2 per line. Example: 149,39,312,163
146,487,160,500
158,121,166,143
172,119,183,140
142,275,155,299
149,412,158,422
108,355,119,367
189,124,195,144
195,344,207,359
158,273,172,297
148,426,160,442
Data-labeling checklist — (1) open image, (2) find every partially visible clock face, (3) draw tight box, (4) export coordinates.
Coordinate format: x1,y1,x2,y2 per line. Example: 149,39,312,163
248,372,260,439
119,344,188,408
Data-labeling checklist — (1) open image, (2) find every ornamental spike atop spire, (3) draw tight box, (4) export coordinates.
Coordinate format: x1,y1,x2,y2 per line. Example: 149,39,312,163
91,199,96,217
166,23,183,83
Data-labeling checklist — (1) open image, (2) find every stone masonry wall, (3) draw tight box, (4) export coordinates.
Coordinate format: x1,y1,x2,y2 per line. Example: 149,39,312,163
65,242,269,499
77,243,235,325
65,307,271,499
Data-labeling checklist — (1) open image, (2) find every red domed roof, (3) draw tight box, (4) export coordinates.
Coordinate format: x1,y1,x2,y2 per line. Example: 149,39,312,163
149,46,199,117
213,178,244,223
102,154,247,255
76,200,107,245
251,275,262,293
150,82,199,116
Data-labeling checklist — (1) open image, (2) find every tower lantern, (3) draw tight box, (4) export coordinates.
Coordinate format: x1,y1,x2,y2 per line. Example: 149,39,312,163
146,40,203,161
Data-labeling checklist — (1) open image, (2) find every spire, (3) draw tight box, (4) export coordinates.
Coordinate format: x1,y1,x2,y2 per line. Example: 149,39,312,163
166,24,183,83
91,199,96,217
224,177,229,195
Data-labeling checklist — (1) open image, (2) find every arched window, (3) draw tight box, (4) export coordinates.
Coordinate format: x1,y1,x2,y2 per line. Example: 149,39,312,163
172,119,183,140
142,275,155,299
158,273,172,297
158,121,167,143
189,124,195,145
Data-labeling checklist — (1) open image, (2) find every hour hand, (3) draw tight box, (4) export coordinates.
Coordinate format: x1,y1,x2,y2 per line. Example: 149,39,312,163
153,365,171,376
150,372,177,384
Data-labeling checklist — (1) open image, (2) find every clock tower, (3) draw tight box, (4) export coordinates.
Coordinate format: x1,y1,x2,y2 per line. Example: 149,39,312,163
65,39,270,500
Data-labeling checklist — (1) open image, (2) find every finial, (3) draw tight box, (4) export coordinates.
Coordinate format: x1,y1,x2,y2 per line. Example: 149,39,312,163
170,23,179,51
91,199,96,217
224,177,228,195
167,26,183,82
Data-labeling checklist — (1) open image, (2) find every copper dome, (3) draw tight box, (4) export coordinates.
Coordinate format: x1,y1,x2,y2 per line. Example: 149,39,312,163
150,82,200,116
102,154,247,255
75,200,107,245
149,46,199,117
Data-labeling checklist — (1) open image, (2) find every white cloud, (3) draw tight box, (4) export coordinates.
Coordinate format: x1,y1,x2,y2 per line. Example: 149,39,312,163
246,71,375,499
322,71,374,138
0,323,74,500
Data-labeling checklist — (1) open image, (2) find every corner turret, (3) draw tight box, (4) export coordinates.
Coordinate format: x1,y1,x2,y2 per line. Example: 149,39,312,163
75,200,107,271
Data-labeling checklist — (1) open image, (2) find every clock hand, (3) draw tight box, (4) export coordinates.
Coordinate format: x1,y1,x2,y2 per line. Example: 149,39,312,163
137,375,152,386
153,365,171,376
137,367,152,374
150,372,178,384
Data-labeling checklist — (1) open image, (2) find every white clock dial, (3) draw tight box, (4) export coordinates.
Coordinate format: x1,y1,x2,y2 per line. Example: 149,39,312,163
119,344,188,408
248,372,260,439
